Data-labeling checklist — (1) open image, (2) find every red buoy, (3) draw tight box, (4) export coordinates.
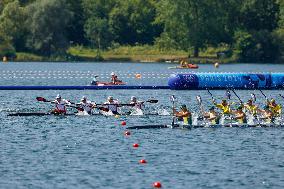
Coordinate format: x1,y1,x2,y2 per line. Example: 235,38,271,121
124,131,131,136
121,121,126,126
153,182,162,188
139,159,147,164
133,143,139,148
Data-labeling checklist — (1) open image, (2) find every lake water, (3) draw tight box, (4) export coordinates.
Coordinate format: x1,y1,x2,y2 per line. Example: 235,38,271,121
0,62,284,189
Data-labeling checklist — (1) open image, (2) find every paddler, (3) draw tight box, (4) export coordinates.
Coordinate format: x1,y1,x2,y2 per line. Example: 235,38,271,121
259,105,274,123
203,106,219,124
51,94,70,114
214,99,231,115
77,96,95,114
103,96,120,115
232,106,247,124
129,96,144,110
174,104,192,125
110,72,122,84
244,99,258,117
268,99,282,117
91,76,99,85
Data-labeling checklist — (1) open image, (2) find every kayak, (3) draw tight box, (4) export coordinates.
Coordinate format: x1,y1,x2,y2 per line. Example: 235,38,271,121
168,64,199,69
91,81,126,86
7,112,163,117
127,123,283,129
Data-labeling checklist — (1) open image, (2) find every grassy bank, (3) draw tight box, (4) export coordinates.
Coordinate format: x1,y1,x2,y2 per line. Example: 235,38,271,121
13,45,234,63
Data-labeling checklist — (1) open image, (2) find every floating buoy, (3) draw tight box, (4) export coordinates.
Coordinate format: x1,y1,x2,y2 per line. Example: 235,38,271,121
139,159,147,164
214,62,219,68
121,121,126,126
135,74,142,79
133,143,139,148
124,131,131,136
153,182,162,188
3,56,7,63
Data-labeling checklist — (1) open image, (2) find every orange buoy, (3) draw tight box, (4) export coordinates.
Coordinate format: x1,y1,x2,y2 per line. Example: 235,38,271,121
135,74,142,79
124,131,131,136
153,182,162,188
139,159,147,164
121,121,126,126
3,56,7,63
133,143,139,148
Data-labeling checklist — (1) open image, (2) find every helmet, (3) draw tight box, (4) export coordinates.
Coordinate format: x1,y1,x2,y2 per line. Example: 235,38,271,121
111,72,115,76
263,105,269,110
108,96,114,101
271,99,275,103
181,104,187,109
81,96,87,101
56,94,61,99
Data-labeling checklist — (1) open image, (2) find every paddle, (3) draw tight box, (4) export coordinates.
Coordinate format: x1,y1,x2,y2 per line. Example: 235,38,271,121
279,94,284,99
207,89,215,103
196,95,204,114
259,89,268,101
36,97,84,111
170,95,177,126
231,89,243,104
251,93,256,102
225,90,231,100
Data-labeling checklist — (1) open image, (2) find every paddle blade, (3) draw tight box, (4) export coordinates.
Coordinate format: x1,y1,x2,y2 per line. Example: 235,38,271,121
225,90,231,100
251,93,256,102
147,99,158,103
170,95,176,102
196,95,202,105
98,107,109,112
36,97,47,102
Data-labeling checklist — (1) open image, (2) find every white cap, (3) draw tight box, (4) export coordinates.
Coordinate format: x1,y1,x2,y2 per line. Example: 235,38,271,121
111,72,115,76
108,96,114,100
131,96,136,101
81,96,87,101
56,94,61,99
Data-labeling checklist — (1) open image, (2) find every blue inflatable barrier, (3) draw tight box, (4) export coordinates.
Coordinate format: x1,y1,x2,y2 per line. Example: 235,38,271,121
168,73,284,90
0,85,169,90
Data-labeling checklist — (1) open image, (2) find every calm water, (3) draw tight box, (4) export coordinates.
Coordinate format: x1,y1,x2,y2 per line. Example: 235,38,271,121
1,62,284,189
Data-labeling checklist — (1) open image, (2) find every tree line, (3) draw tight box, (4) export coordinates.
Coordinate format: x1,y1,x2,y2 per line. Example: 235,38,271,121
0,0,283,62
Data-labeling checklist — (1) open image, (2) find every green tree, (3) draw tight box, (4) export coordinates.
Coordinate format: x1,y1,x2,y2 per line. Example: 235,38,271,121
239,0,280,32
109,0,161,45
26,0,73,55
156,0,237,57
0,0,28,51
82,0,115,48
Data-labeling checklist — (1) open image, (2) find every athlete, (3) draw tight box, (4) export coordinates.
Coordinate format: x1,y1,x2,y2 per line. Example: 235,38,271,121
232,106,247,124
110,72,122,84
203,106,219,124
91,76,99,85
103,96,120,115
174,104,192,125
51,94,70,114
244,99,258,116
77,96,95,114
268,99,282,117
129,96,144,110
214,99,231,115
259,105,274,124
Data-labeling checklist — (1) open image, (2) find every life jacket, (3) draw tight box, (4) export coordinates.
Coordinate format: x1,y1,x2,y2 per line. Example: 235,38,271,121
269,104,282,116
216,104,231,114
245,104,258,116
104,101,119,112
54,100,67,113
79,101,93,113
130,101,143,109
